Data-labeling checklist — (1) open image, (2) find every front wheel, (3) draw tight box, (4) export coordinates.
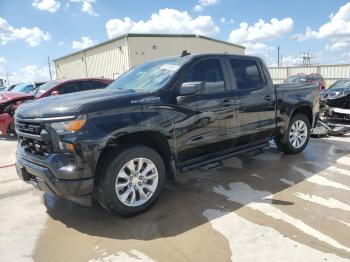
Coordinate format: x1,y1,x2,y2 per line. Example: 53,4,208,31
99,146,165,216
275,114,311,154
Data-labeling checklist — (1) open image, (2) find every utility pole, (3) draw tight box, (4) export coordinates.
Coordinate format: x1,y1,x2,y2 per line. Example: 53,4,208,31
280,54,283,67
47,56,52,80
6,72,9,86
277,46,280,67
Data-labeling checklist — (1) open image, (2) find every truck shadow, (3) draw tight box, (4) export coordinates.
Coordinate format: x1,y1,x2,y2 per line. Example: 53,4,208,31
42,139,350,259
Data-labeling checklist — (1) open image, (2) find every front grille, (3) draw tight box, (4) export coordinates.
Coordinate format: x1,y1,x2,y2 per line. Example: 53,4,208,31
16,121,42,135
16,120,54,156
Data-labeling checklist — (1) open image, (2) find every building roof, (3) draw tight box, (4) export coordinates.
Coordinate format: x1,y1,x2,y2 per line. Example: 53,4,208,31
54,33,245,62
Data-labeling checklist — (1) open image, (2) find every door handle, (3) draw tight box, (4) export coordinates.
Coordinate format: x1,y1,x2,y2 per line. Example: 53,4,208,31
264,95,272,101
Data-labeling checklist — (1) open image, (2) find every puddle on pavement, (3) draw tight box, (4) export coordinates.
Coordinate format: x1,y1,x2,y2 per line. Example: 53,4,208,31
31,139,350,261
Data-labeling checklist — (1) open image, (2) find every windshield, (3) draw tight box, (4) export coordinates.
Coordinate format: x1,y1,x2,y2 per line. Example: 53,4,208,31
12,83,36,93
329,80,350,90
34,81,60,97
107,57,191,92
284,76,306,83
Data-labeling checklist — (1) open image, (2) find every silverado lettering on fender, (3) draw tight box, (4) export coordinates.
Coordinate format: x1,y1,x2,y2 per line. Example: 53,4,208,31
14,54,320,216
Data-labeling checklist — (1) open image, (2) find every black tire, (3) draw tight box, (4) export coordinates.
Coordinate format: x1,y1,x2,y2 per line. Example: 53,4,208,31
275,114,311,154
99,146,165,216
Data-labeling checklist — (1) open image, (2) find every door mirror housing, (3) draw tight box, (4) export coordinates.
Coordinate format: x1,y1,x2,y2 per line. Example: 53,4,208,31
178,82,203,96
51,90,60,96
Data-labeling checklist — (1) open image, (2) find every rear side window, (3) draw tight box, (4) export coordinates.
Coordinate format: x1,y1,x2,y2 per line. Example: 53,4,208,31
230,59,263,90
58,83,80,94
80,81,108,91
184,59,226,94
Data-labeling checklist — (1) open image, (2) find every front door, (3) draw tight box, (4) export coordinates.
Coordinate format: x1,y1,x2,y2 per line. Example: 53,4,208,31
174,58,237,163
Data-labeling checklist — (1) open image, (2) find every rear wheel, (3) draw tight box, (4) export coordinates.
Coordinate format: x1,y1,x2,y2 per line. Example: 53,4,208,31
99,146,165,216
275,114,311,154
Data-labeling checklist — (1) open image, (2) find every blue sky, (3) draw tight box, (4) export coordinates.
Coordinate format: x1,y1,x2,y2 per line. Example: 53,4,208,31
1,0,350,83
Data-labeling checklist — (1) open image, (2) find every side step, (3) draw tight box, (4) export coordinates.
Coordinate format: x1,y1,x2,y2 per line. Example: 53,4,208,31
179,142,269,173
199,161,223,171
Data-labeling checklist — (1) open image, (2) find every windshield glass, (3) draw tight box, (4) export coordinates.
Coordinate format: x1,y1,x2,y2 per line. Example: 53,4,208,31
34,81,60,97
329,80,350,90
284,76,306,83
107,57,191,92
12,83,35,93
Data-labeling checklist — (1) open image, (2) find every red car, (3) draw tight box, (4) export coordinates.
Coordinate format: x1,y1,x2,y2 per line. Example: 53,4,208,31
284,73,326,91
0,78,113,135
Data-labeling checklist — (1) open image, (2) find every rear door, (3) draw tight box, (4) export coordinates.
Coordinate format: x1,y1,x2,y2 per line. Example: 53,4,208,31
227,57,276,146
174,57,237,163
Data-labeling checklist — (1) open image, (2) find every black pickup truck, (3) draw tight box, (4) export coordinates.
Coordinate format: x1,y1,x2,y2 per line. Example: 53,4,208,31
14,54,320,215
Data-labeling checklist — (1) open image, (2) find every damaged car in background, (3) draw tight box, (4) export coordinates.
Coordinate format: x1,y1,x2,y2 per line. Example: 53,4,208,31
314,79,350,135
0,78,112,135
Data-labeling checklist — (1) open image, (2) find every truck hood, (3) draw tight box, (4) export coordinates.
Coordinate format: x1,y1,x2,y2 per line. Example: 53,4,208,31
0,91,34,103
15,88,148,119
320,88,350,101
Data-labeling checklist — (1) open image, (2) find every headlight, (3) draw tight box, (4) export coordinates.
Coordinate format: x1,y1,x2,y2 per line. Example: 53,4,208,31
48,115,87,134
47,115,87,153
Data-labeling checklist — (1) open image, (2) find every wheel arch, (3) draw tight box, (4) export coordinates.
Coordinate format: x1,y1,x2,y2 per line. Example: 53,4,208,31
95,130,175,187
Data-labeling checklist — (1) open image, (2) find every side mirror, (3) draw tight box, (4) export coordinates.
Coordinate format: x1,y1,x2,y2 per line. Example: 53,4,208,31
178,82,203,96
51,90,60,96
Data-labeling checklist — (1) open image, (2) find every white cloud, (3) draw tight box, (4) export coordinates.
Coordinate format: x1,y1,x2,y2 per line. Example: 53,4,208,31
72,36,95,49
244,42,275,57
296,3,350,52
58,41,64,45
199,0,218,6
326,41,350,51
228,17,294,44
0,17,50,46
32,0,61,13
0,59,53,84
193,0,218,12
69,0,98,16
0,57,54,85
15,65,53,82
298,3,350,40
193,5,204,12
220,18,234,24
81,1,98,16
106,8,219,39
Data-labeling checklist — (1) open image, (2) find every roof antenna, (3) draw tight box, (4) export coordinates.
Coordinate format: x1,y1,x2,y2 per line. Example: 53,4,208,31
181,50,190,57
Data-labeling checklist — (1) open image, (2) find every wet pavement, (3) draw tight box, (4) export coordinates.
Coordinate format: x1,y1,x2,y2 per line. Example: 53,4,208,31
1,134,350,261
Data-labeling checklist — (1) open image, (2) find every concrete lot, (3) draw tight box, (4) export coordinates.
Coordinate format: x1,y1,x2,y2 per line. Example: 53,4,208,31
1,135,350,262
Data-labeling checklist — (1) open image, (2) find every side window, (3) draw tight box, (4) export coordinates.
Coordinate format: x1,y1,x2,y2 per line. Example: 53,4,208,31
92,81,109,89
80,81,109,91
184,59,226,94
230,59,263,90
58,83,80,94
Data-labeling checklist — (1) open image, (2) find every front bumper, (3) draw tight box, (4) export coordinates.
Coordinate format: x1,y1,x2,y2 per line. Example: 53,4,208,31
16,146,94,206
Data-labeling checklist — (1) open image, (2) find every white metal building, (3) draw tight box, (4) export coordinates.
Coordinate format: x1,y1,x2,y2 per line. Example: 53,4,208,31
54,33,245,79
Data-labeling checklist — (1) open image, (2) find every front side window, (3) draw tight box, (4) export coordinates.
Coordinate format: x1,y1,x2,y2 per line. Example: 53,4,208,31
184,59,226,94
35,81,62,97
230,59,263,90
